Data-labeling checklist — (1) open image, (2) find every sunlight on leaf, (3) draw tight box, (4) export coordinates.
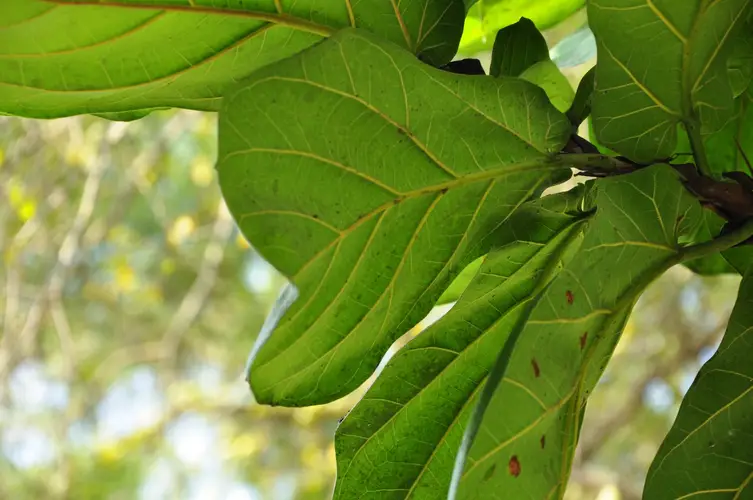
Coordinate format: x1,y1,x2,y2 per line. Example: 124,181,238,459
0,0,464,118
218,28,573,406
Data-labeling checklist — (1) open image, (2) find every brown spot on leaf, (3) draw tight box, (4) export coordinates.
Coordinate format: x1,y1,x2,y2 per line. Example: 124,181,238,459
540,435,546,449
439,187,449,195
508,456,521,477
531,358,540,378
565,290,574,304
579,331,588,350
483,464,496,481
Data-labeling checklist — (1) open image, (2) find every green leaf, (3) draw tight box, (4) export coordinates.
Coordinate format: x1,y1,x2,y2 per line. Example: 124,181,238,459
94,109,167,122
218,28,573,407
488,18,575,113
458,0,585,56
435,256,484,306
333,189,589,500
728,32,753,97
451,165,704,499
489,17,549,78
706,91,753,175
567,67,594,127
589,0,751,163
0,0,464,118
682,211,739,275
644,268,753,499
519,60,575,113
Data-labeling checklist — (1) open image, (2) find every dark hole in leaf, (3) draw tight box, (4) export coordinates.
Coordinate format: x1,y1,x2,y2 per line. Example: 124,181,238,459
508,456,521,477
531,358,540,378
566,290,574,304
540,435,546,449
579,331,588,350
483,464,496,481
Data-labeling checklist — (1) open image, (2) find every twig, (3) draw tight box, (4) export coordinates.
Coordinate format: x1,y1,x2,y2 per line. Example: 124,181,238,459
160,199,234,357
0,146,108,385
91,199,235,380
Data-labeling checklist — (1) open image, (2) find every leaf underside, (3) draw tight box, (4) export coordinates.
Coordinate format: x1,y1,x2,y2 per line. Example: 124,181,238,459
333,189,589,500
217,28,573,407
0,0,463,118
644,269,753,499
452,165,705,499
589,0,751,162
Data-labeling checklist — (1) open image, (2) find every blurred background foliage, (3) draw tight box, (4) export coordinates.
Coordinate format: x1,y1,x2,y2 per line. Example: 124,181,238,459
0,3,743,500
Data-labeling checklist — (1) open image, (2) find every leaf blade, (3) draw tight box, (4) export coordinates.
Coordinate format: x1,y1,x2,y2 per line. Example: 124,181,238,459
451,165,704,499
589,0,751,162
644,268,753,499
0,0,464,118
218,28,573,406
333,189,590,500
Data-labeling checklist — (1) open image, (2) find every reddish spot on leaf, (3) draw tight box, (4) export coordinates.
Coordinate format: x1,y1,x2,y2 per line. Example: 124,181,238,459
540,435,546,449
483,464,496,481
508,455,521,477
579,331,588,350
531,358,540,378
565,290,574,304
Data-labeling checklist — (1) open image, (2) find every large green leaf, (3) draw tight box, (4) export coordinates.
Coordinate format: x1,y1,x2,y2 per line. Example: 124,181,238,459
706,91,753,175
451,165,704,499
489,17,549,78
333,189,590,500
589,0,752,163
435,256,484,306
644,269,753,499
488,18,575,113
458,0,585,55
566,67,594,127
0,0,463,118
217,29,573,407
519,61,575,113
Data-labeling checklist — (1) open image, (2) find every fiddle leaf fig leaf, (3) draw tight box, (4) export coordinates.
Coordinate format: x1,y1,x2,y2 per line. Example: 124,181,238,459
333,188,590,500
0,0,464,118
519,60,575,113
435,256,484,306
589,0,752,163
567,67,595,127
644,269,753,499
489,18,575,113
489,17,550,78
218,28,572,407
451,165,704,499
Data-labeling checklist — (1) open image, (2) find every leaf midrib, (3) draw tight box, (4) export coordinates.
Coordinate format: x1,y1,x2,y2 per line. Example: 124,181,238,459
220,151,562,281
